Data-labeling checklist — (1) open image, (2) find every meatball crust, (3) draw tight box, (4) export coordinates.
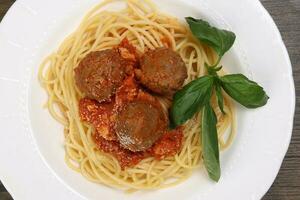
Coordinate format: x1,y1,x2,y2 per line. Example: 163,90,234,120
136,48,187,95
115,99,167,152
75,49,129,102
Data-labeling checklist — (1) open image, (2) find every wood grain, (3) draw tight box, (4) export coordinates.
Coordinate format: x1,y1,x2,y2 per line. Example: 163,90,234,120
0,0,299,199
0,0,14,21
0,2,16,200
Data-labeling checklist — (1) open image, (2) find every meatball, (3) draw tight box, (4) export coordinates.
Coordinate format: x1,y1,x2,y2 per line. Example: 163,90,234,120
115,98,168,152
136,48,187,95
75,49,129,102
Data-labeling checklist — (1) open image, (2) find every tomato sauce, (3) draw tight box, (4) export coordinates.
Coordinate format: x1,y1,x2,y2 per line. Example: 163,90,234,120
161,37,171,48
117,38,140,73
79,97,184,169
79,98,117,141
94,133,146,169
78,38,184,169
148,127,183,160
93,128,183,169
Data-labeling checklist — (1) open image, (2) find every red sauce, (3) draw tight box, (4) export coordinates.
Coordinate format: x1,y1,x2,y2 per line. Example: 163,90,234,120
94,133,145,169
117,38,139,73
148,127,184,160
78,38,184,169
93,127,183,169
114,75,162,112
118,38,139,59
161,37,171,48
79,98,117,141
115,75,140,108
80,96,184,169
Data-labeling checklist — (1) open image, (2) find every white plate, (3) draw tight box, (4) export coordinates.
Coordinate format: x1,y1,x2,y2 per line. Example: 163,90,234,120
0,0,295,199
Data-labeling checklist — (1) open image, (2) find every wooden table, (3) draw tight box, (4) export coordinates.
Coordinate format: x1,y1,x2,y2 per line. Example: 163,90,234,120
0,0,299,199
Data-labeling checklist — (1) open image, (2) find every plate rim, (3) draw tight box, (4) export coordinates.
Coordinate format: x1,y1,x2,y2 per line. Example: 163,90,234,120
0,0,295,199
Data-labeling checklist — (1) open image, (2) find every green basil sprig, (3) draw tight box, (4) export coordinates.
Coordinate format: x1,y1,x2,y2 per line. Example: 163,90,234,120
220,74,269,108
202,103,220,181
170,75,214,126
215,83,225,114
170,18,269,182
186,17,236,58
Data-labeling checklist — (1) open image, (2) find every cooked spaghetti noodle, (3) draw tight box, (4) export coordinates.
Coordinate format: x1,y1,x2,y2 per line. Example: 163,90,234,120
38,0,236,191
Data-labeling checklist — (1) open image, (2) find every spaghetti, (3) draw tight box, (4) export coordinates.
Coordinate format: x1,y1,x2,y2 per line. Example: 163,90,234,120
38,0,236,191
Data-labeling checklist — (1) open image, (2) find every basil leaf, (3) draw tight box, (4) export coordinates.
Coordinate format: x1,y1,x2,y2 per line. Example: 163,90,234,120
202,103,220,182
186,17,236,58
205,63,221,76
220,74,269,108
215,83,225,114
171,75,214,127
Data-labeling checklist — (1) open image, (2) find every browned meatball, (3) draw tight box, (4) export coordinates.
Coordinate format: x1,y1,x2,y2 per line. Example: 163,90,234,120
115,99,168,152
75,49,129,102
136,48,187,95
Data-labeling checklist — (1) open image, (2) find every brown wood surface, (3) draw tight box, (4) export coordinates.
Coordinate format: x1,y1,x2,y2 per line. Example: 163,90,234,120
0,0,299,199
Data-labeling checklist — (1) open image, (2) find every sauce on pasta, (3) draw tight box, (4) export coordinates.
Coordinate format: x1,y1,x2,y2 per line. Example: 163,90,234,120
38,0,236,191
